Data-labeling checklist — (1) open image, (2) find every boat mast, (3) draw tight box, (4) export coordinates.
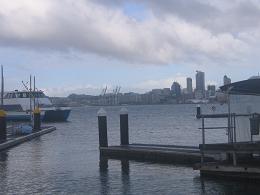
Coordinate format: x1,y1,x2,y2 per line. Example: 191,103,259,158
1,65,4,108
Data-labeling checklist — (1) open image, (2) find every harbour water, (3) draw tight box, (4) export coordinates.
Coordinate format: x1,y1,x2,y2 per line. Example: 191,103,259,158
0,104,260,194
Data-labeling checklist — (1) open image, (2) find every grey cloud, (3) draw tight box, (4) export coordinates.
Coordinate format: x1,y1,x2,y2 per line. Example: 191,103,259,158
93,0,260,33
0,0,256,67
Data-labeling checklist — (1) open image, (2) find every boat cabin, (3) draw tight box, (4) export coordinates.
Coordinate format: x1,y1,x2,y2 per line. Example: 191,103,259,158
4,91,46,99
221,77,260,142
3,90,52,112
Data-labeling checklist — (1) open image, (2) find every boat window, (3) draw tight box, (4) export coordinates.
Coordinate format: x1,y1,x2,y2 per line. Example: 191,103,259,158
33,92,45,98
12,93,16,98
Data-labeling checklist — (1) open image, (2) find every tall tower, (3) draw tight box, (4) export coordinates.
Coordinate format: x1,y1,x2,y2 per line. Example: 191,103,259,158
186,77,192,94
171,82,181,97
195,71,205,98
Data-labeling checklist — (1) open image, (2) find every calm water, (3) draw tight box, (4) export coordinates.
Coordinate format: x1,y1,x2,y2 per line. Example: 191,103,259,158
0,104,260,194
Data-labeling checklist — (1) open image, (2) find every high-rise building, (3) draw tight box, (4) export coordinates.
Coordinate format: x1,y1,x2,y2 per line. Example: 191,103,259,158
186,77,192,94
223,75,231,85
207,85,216,97
195,71,205,98
171,82,181,97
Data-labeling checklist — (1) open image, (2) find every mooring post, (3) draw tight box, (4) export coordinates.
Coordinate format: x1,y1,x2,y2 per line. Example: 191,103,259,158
0,109,6,142
98,108,108,148
33,107,41,131
196,105,201,119
120,107,129,145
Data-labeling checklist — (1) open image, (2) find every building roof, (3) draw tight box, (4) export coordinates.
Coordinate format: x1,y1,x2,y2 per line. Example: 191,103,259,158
220,78,260,95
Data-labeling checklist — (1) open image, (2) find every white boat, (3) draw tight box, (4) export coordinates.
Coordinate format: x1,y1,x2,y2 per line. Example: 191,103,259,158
3,90,71,122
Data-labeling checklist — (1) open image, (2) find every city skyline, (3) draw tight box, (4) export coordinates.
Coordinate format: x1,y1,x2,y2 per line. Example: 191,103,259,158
0,1,260,96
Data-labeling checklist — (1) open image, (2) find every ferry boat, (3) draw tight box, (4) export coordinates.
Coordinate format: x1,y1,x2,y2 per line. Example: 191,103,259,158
3,90,71,122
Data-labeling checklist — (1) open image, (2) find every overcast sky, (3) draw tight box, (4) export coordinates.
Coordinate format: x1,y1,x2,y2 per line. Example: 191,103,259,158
0,0,260,96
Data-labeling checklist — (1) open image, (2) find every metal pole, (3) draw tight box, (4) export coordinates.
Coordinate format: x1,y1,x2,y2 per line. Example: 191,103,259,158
230,113,233,143
201,117,205,163
29,75,32,115
233,114,237,143
1,65,4,108
232,151,237,166
227,87,234,143
227,94,231,143
33,76,36,110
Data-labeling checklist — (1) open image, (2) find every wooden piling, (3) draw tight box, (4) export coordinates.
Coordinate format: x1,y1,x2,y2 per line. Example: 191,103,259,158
0,110,6,142
98,108,108,147
196,105,201,119
33,107,41,131
120,107,129,145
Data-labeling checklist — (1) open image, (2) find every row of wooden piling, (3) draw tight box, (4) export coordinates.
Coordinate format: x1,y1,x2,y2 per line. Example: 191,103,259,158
0,108,41,143
98,107,129,147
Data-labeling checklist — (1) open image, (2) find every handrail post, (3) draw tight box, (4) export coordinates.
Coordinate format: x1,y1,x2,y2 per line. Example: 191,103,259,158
201,117,205,163
233,114,237,143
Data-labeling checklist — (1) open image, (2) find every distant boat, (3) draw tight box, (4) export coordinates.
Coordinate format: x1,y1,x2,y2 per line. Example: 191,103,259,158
3,90,71,122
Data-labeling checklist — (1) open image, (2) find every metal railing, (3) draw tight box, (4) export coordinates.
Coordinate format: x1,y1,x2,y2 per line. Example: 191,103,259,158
198,113,254,166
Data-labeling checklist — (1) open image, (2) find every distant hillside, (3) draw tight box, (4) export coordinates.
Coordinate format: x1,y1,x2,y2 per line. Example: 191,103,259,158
50,94,99,107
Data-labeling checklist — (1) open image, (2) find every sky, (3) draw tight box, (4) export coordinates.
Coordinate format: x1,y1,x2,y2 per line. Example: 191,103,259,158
0,0,260,96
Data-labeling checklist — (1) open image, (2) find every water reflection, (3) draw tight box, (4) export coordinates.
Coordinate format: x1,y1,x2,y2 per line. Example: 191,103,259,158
99,157,131,195
121,159,131,195
0,152,8,194
194,174,260,194
0,151,8,161
99,156,109,195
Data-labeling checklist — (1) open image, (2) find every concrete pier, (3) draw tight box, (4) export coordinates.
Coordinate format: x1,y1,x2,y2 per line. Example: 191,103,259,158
0,126,56,152
100,144,216,165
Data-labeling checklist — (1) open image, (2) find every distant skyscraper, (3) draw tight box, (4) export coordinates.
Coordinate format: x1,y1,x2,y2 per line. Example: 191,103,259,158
186,77,192,94
196,71,205,98
223,75,231,85
171,82,181,97
207,85,216,97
